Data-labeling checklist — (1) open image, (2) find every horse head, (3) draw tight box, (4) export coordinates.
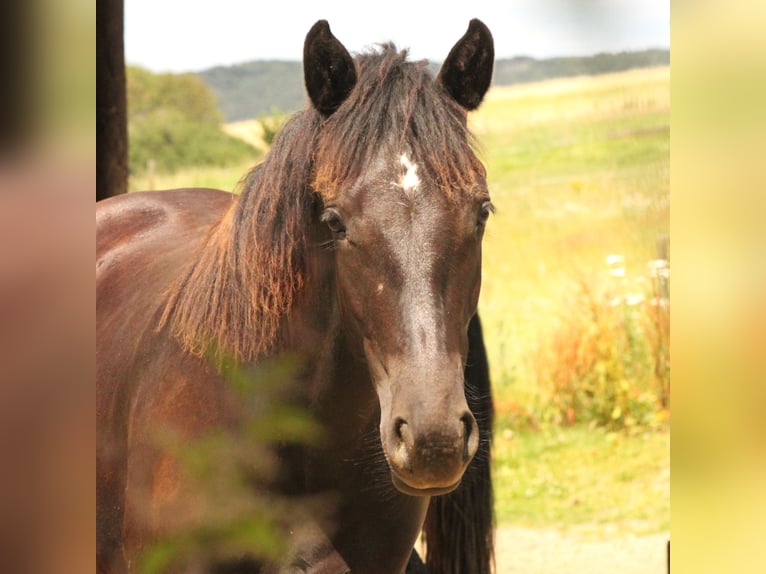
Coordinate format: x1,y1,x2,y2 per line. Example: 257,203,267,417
304,20,494,495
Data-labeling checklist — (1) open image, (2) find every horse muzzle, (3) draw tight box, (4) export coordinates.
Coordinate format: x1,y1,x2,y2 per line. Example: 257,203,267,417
363,339,479,495
382,409,479,496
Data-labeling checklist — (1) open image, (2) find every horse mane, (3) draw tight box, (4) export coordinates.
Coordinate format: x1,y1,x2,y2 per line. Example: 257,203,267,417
161,44,485,362
159,111,322,361
313,44,486,201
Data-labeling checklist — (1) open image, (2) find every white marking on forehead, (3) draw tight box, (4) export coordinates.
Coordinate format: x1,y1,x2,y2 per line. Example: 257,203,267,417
376,283,384,294
397,153,420,194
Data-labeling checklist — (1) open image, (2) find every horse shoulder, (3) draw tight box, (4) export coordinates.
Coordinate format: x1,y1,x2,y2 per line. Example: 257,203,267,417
96,188,234,271
97,188,236,567
97,187,235,410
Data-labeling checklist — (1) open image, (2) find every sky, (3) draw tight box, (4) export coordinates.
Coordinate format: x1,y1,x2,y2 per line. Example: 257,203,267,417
125,0,669,73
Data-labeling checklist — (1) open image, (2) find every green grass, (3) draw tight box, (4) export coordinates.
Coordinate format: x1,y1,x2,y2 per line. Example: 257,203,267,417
128,160,256,193
493,424,670,536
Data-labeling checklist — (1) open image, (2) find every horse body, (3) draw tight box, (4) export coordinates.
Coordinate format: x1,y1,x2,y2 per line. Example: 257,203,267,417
97,189,238,568
97,20,495,573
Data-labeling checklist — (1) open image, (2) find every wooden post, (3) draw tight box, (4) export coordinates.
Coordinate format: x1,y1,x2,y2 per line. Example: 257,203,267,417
96,0,128,201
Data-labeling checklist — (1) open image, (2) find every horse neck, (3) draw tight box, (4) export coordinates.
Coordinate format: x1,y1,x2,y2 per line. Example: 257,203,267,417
284,252,379,439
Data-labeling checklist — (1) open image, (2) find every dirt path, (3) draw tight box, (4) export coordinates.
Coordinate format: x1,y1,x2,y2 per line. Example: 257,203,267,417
495,525,669,574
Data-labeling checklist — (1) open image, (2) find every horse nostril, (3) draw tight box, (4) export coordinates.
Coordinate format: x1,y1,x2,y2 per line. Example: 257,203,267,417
461,413,472,440
461,412,478,461
390,418,413,472
395,417,408,442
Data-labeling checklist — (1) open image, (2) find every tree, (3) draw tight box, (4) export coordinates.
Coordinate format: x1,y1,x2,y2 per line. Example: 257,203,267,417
127,68,223,125
126,66,257,176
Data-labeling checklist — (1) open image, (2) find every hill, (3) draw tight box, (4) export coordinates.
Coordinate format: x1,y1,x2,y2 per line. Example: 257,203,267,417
198,49,669,122
493,49,669,86
199,61,305,124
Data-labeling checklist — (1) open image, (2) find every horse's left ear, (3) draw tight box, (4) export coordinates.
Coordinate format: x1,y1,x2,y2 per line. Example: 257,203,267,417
438,19,494,111
303,20,357,116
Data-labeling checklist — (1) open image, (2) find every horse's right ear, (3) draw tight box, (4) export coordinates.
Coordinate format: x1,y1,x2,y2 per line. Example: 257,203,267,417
303,20,357,116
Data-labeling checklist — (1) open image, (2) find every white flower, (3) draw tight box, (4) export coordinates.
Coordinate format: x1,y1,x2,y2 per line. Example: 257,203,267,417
625,293,645,306
606,254,625,266
648,259,670,277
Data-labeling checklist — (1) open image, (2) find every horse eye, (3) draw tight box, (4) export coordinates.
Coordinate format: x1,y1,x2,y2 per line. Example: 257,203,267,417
477,201,494,227
321,208,347,239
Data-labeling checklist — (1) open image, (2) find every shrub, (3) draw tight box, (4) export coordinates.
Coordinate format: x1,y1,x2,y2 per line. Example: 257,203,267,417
127,66,259,176
138,356,322,573
534,255,670,432
257,109,288,147
128,109,257,175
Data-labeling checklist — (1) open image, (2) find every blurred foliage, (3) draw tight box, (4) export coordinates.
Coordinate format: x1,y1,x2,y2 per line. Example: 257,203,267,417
127,66,258,176
138,356,324,573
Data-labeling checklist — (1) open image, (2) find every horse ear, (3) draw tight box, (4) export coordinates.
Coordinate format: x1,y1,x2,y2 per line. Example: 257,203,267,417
303,20,357,116
438,19,494,111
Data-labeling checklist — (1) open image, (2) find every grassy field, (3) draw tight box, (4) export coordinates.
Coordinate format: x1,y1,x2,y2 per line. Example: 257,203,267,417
472,67,669,405
127,119,273,192
494,424,669,535
473,68,669,534
128,67,670,535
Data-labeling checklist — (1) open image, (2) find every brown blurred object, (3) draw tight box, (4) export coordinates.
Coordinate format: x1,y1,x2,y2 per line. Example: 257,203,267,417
0,165,94,573
0,0,94,569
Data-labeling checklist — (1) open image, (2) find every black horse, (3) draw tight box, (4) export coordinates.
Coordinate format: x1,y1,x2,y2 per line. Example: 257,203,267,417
97,20,495,573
